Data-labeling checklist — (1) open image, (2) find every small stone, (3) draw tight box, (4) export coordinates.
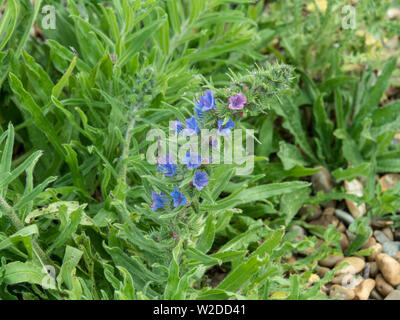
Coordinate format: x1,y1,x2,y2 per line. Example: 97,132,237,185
344,179,366,218
361,237,376,250
312,167,334,194
299,204,322,222
340,233,350,253
386,8,400,19
329,285,355,300
382,227,394,241
369,262,379,278
311,167,336,208
370,288,383,300
376,274,394,297
335,257,366,275
334,209,355,225
354,279,375,300
316,265,330,278
384,290,400,300
309,208,339,228
337,222,346,233
363,263,370,279
368,243,383,262
290,225,305,242
393,252,400,264
371,219,394,229
376,253,400,286
379,174,400,192
382,241,400,257
374,230,390,244
332,273,362,289
320,254,344,268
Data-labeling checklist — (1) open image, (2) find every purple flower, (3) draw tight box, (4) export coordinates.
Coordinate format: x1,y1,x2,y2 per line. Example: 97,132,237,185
193,170,209,190
229,93,247,110
172,120,184,134
157,154,177,176
217,118,235,136
151,191,169,210
196,89,215,111
182,151,202,170
185,116,200,136
171,188,187,207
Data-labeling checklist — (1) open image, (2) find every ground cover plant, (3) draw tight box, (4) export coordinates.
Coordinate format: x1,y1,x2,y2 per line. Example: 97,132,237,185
0,0,399,301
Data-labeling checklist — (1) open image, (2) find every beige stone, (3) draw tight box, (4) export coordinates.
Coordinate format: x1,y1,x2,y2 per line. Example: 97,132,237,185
376,274,394,297
354,279,375,300
335,257,366,275
329,285,355,300
344,179,366,218
376,253,400,286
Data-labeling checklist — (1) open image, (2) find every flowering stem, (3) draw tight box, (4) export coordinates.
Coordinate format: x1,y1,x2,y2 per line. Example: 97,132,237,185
0,195,53,267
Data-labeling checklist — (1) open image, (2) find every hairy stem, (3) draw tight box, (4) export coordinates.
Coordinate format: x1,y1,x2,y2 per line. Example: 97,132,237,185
0,195,53,267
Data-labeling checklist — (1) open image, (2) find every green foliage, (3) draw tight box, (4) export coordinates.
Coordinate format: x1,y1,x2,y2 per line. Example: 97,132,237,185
0,0,399,300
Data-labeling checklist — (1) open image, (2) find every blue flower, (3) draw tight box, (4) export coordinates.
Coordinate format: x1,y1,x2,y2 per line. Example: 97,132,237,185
193,170,209,190
185,116,200,136
151,191,169,210
172,120,184,134
196,89,215,111
182,151,201,170
217,118,235,136
194,107,205,127
157,154,177,176
171,188,187,207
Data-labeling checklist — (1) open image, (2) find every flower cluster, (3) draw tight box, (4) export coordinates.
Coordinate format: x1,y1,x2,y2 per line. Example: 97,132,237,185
150,88,250,211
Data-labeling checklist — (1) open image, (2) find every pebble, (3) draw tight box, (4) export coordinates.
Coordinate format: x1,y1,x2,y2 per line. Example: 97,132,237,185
382,227,394,241
371,219,393,229
337,222,346,233
334,209,355,225
335,257,366,275
346,230,356,241
340,233,350,253
376,253,400,286
379,174,400,192
370,288,383,300
376,274,395,297
320,255,344,268
374,230,390,244
386,8,400,19
299,204,322,222
382,241,400,257
344,179,366,218
329,285,355,300
290,225,305,242
368,243,383,262
333,273,362,289
361,237,376,249
384,290,400,300
311,167,336,208
309,209,339,228
354,279,375,300
317,265,330,278
369,262,379,278
362,263,370,279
